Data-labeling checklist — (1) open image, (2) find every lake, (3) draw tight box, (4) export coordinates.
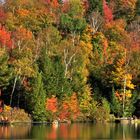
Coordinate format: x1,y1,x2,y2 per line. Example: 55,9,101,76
0,122,139,139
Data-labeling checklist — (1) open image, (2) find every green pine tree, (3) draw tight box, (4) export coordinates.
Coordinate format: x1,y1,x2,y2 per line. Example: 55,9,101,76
0,48,12,90
38,47,72,98
88,0,103,14
31,72,47,122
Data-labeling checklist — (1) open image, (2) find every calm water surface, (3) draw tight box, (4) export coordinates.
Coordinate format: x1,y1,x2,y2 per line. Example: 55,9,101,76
0,123,139,139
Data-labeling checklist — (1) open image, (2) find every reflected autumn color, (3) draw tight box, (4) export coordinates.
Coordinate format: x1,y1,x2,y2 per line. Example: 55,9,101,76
0,124,31,139
0,123,140,139
44,123,140,140
45,123,81,139
46,124,58,139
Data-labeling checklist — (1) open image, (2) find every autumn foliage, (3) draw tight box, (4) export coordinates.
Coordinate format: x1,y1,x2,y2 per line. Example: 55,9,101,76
0,0,139,122
45,0,59,8
46,96,58,113
13,27,33,41
59,101,70,120
103,0,113,22
69,93,80,120
0,26,13,49
59,93,80,120
0,8,6,23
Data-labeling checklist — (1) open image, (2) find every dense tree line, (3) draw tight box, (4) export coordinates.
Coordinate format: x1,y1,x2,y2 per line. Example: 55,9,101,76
0,0,140,121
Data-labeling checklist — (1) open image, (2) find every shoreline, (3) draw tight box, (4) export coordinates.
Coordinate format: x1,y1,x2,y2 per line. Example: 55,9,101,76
0,119,140,125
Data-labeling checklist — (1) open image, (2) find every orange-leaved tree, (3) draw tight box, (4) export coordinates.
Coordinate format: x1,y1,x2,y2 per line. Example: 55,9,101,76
59,101,70,120
69,93,80,120
46,95,58,119
59,93,80,121
0,26,13,50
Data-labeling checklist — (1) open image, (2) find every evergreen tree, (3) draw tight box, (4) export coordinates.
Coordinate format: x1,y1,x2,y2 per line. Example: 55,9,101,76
38,47,72,98
88,0,103,13
31,72,47,122
0,48,12,91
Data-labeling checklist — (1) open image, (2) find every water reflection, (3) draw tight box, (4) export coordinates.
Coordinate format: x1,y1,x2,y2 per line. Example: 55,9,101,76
0,123,139,139
0,124,31,139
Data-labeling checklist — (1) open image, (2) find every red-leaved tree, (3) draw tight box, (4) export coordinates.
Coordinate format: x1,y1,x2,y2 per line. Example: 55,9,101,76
0,8,6,24
45,0,59,8
0,26,13,49
59,101,70,120
103,0,113,22
46,96,58,113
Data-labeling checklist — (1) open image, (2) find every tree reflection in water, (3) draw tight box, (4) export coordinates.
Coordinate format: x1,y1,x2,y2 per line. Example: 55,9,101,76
0,124,31,139
0,123,139,139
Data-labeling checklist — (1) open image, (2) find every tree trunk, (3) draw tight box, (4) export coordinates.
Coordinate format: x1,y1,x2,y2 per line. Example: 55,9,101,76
123,76,126,117
10,75,18,107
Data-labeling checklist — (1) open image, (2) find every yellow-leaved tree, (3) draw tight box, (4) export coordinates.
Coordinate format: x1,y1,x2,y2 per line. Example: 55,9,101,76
111,54,135,116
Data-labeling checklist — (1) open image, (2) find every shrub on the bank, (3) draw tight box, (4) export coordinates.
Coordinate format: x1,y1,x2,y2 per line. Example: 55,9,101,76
0,106,31,122
86,98,110,122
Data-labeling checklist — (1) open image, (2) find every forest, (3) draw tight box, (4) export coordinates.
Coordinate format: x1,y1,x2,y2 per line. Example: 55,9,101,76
0,0,140,122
